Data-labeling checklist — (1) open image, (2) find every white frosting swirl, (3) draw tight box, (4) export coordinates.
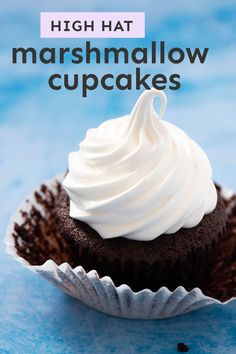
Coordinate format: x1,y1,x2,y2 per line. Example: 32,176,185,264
63,89,217,241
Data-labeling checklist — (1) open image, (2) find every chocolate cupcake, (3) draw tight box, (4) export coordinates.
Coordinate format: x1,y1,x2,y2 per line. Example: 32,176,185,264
57,89,227,291
6,177,236,319
55,185,227,292
6,89,236,319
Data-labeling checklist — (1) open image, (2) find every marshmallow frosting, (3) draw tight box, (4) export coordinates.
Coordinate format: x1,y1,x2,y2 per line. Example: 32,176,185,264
63,89,217,241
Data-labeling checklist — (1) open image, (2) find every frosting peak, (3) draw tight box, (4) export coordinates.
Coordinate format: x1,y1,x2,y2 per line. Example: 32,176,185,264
63,89,217,241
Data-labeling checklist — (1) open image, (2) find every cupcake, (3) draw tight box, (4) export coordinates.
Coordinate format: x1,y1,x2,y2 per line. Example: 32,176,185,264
58,88,227,291
6,89,236,319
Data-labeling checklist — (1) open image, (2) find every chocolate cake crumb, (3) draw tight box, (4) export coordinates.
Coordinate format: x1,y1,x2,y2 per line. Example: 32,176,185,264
177,342,189,352
54,186,227,292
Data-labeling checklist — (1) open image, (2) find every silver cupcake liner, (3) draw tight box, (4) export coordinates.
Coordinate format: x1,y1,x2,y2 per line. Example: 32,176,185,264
4,177,235,319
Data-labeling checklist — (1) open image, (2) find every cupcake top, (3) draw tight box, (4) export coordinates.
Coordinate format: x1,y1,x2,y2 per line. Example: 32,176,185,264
63,89,217,241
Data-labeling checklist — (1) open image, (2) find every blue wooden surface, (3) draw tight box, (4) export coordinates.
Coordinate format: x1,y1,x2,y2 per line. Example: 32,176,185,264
1,1,236,353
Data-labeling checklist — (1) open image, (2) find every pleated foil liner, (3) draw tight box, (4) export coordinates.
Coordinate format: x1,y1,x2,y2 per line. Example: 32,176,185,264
4,177,236,319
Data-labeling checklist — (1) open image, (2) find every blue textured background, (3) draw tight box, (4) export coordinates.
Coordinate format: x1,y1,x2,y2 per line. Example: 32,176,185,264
1,1,236,353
